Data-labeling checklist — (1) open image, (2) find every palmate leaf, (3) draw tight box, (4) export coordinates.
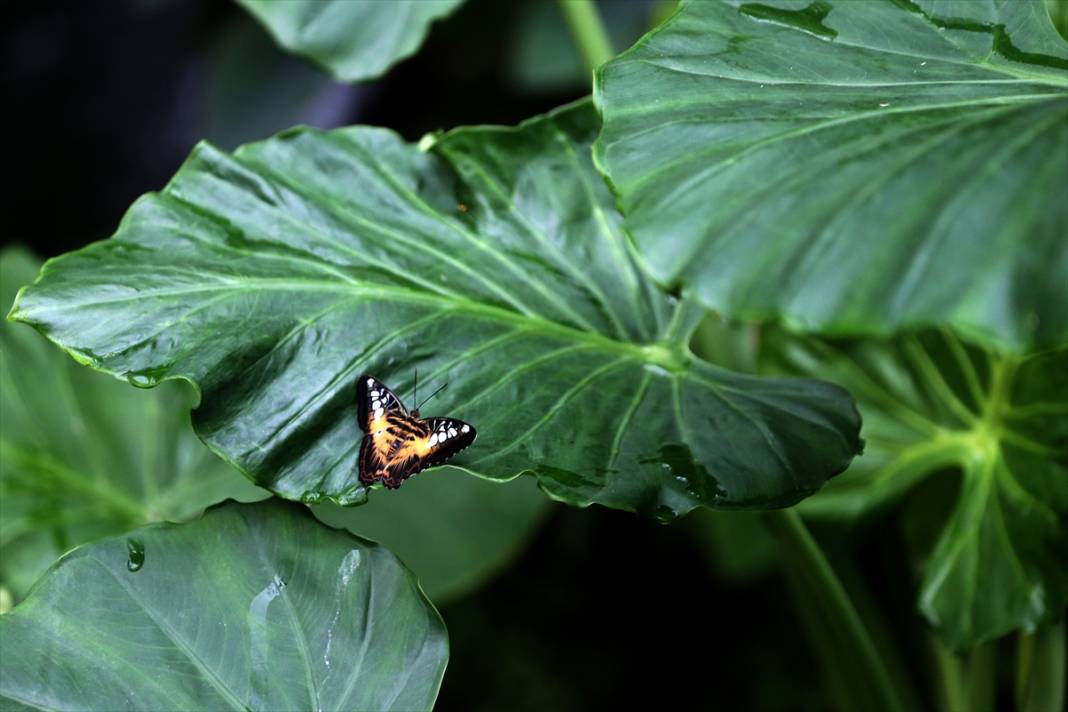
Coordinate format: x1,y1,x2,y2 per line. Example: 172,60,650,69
764,329,1068,649
9,100,862,519
595,0,1068,353
0,500,448,712
235,0,463,82
0,247,265,602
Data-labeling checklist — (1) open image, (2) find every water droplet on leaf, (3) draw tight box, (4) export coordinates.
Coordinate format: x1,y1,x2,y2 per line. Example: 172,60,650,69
126,539,145,572
653,505,676,524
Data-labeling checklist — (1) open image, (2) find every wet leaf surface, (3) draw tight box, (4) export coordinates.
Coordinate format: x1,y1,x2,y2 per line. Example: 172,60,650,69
0,500,448,712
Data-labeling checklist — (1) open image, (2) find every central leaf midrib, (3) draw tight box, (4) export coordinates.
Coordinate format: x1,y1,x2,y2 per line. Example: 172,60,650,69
630,55,1068,90
19,276,656,365
620,93,1062,198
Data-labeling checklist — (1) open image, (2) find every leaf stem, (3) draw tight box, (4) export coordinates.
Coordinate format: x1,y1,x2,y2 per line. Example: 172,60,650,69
1016,622,1066,712
556,0,614,74
965,643,996,711
930,634,965,712
661,297,704,344
764,508,904,712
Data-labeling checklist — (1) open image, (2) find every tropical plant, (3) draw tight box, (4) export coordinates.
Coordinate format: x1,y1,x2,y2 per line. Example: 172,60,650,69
2,1,1064,710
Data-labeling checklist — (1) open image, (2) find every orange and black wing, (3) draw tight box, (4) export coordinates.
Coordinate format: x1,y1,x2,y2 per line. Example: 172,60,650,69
358,410,431,489
356,375,476,490
357,374,408,433
359,416,476,490
417,417,477,470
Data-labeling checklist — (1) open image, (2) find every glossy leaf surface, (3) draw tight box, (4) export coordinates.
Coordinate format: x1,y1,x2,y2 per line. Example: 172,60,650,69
3,249,541,606
765,329,1068,649
0,500,447,712
10,101,862,518
596,0,1068,353
236,0,462,82
0,247,264,601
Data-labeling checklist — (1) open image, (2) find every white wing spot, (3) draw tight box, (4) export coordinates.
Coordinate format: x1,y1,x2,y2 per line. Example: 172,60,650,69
461,425,470,433
448,428,457,437
372,400,381,409
370,390,380,397
374,408,383,418
366,378,374,386
429,434,438,445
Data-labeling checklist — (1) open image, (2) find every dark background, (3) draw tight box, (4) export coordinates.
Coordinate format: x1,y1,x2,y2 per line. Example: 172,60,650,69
3,1,956,709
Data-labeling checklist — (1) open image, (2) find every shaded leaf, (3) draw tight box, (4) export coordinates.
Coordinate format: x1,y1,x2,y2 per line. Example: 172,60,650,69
0,247,264,601
313,471,550,603
0,499,447,712
235,0,463,82
10,101,862,518
764,328,1068,649
595,0,1068,353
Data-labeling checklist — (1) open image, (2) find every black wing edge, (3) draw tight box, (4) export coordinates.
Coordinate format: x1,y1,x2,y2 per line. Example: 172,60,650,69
356,374,407,433
423,417,477,469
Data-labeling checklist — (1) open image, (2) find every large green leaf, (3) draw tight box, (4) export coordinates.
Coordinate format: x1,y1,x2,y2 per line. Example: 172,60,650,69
313,471,550,603
9,101,862,519
764,329,1068,649
0,247,264,602
0,499,447,711
235,0,463,82
595,0,1068,353
2,248,544,606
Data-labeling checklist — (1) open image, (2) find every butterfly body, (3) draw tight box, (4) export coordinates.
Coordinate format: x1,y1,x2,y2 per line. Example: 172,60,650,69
357,374,476,489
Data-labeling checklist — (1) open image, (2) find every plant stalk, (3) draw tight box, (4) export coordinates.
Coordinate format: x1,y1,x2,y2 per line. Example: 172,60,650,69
930,634,965,712
1016,621,1066,712
556,0,614,73
764,508,905,712
965,643,996,712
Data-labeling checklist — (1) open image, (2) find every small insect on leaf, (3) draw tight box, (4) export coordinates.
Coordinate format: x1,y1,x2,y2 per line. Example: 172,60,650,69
356,374,476,490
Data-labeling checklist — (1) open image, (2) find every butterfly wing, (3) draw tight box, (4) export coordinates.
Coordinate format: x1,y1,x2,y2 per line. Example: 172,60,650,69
356,375,477,490
416,417,477,470
357,374,408,433
360,417,476,489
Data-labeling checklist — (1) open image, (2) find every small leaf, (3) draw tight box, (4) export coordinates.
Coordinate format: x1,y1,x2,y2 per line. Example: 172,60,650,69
765,329,1068,649
596,0,1068,353
0,247,265,601
235,0,463,82
0,500,448,712
10,101,862,518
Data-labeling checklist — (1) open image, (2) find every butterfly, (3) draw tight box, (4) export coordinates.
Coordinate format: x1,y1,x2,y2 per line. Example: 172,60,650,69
356,374,477,490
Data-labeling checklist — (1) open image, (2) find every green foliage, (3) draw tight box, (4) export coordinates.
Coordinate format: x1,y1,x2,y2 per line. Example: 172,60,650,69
0,247,265,601
4,1,1066,709
2,247,550,606
235,0,463,82
9,101,862,518
312,472,550,604
595,0,1068,353
0,500,447,711
765,329,1068,649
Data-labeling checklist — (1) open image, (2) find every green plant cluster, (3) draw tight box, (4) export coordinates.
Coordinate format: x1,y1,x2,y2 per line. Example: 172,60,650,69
1,1,1065,710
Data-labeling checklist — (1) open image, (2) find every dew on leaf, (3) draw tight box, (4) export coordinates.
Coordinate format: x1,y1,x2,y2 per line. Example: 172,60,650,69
126,539,145,572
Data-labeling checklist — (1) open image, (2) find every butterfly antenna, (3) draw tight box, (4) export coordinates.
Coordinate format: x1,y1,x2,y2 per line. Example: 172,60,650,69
416,382,448,412
413,368,418,406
